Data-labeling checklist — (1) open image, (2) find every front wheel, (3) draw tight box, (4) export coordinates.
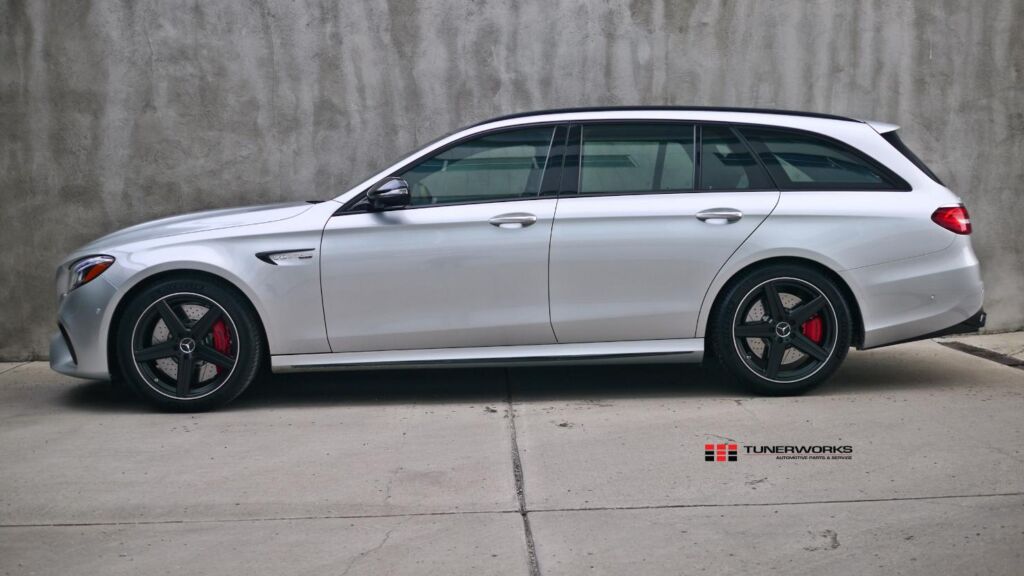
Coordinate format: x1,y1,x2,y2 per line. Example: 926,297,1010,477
709,264,852,395
116,277,265,411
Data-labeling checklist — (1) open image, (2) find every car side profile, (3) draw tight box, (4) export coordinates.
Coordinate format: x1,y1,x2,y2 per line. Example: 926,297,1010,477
50,107,985,410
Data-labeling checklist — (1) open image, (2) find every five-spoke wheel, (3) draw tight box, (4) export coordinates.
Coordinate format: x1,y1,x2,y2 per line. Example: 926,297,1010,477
131,293,239,400
731,277,837,383
117,277,264,411
710,265,851,395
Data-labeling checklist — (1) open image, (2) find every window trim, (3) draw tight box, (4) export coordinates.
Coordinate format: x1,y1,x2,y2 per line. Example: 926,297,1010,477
338,122,565,214
539,125,569,197
694,124,703,190
697,123,777,192
731,125,780,189
559,124,581,197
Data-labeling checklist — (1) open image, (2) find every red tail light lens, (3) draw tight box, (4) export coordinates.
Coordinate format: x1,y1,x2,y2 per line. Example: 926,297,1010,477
931,205,971,235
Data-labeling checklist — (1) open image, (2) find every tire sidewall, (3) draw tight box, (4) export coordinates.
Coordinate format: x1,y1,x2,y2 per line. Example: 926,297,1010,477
710,264,852,395
116,277,263,411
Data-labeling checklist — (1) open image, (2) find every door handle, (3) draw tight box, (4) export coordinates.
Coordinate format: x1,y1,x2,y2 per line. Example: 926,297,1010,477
696,208,743,223
489,213,537,229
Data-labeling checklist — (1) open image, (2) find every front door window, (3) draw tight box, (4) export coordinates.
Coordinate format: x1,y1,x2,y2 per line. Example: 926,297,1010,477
400,127,556,206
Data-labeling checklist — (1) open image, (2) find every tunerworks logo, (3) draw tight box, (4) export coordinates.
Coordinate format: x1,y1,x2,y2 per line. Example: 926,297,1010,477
703,443,854,462
745,445,854,460
705,443,738,462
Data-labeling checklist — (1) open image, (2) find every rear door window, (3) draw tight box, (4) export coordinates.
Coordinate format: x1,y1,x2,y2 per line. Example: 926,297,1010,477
578,124,695,195
739,127,906,190
699,125,774,190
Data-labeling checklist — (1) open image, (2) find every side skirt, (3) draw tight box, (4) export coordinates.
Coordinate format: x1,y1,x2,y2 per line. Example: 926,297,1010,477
271,338,705,373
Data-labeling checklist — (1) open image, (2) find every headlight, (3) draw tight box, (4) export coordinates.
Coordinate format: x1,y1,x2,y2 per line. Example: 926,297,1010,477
67,255,115,293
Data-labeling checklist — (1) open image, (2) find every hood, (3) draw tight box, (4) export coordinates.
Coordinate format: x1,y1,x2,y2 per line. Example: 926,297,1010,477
76,202,315,255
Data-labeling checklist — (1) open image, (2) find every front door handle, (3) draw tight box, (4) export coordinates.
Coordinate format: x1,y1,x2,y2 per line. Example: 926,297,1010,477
489,213,538,229
696,208,743,224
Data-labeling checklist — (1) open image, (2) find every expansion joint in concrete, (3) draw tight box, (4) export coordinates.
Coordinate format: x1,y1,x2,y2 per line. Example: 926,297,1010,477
505,367,541,576
938,341,1024,370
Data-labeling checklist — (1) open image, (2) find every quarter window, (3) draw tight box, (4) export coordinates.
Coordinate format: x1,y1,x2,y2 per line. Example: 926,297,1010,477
400,127,555,206
740,127,903,189
579,124,695,195
699,126,773,190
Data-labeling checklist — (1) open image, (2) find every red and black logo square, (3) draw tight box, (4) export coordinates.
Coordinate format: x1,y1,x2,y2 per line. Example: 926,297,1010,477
705,443,738,462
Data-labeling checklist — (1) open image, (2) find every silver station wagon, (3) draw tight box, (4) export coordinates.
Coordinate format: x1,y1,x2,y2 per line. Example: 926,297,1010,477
51,107,985,410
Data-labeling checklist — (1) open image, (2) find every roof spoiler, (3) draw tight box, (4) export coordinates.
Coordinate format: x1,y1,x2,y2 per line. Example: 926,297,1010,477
863,119,900,134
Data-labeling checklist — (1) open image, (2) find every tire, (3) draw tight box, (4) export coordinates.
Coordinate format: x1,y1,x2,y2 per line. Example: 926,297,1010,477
709,263,852,395
116,277,265,411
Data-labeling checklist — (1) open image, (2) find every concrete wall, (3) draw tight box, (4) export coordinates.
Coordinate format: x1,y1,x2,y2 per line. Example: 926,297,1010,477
1,0,1022,360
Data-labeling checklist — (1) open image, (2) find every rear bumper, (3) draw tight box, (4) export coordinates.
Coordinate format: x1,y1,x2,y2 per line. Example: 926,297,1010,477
934,307,987,336
863,307,986,349
845,236,985,350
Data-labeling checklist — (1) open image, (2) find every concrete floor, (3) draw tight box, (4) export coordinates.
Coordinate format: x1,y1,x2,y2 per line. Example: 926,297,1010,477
941,331,1024,365
0,341,1022,575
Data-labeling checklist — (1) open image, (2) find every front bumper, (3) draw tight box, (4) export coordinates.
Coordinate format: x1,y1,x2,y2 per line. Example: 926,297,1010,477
49,275,118,380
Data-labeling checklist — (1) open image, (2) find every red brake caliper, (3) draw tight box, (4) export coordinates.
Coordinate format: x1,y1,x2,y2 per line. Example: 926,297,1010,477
211,319,232,375
801,314,823,344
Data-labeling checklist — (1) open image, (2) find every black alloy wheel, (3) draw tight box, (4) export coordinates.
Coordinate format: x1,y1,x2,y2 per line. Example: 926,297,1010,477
131,293,239,400
117,277,264,411
710,264,852,395
731,277,837,383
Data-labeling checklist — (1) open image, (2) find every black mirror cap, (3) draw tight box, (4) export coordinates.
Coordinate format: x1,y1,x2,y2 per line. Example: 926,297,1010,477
366,177,411,209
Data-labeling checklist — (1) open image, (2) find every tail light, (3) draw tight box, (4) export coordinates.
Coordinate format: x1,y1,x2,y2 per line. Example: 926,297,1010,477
931,205,971,235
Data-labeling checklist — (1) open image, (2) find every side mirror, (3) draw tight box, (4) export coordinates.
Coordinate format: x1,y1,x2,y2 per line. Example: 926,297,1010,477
366,177,410,210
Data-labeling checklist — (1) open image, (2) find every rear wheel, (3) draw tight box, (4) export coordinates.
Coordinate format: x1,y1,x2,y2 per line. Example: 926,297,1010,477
116,277,264,411
709,264,852,395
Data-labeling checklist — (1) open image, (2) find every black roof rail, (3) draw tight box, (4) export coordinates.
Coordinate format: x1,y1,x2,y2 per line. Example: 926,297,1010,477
471,106,861,127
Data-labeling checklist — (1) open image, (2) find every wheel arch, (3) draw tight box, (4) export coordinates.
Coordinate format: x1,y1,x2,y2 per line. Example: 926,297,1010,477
106,268,270,381
700,256,864,349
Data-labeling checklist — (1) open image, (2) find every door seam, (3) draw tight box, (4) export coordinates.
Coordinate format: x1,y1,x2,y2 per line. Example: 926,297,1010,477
546,196,560,342
692,191,782,337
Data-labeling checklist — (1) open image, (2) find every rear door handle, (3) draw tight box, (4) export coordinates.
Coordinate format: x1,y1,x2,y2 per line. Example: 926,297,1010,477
696,208,743,223
489,213,537,229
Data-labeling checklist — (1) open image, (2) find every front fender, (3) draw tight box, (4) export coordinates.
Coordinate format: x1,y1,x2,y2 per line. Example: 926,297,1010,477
101,235,331,360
